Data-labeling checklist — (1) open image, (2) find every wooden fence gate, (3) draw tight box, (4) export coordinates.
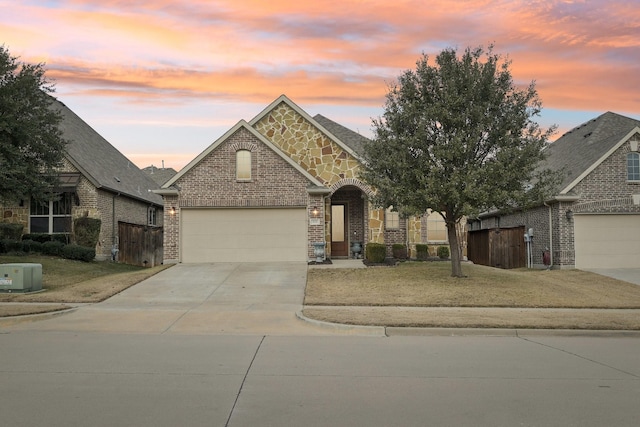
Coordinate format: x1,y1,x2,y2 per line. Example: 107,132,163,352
118,222,163,267
467,226,525,269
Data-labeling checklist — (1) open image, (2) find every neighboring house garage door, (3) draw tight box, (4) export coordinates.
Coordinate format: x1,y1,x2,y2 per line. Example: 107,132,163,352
181,208,308,263
574,214,640,269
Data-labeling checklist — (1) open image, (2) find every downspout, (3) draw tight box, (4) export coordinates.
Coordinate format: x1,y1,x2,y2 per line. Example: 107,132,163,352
112,192,120,261
543,201,553,268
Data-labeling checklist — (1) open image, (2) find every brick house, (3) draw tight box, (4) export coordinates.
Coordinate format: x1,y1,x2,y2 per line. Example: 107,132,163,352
468,112,640,269
1,98,164,264
156,95,447,263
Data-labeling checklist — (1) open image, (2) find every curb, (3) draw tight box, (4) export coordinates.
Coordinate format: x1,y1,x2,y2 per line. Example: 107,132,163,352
295,311,386,336
0,307,79,328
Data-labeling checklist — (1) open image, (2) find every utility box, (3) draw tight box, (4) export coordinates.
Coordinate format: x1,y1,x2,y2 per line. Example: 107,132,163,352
0,263,43,292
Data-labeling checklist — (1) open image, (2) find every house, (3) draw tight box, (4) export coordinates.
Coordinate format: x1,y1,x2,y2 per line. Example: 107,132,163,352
155,95,448,263
143,165,178,186
468,112,640,270
1,98,164,265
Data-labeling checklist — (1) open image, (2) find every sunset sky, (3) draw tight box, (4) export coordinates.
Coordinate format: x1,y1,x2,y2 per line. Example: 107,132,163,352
2,0,639,170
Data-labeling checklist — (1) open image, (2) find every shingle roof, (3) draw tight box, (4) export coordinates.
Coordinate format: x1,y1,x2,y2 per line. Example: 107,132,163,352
312,114,370,158
543,111,640,193
142,166,178,186
51,98,163,205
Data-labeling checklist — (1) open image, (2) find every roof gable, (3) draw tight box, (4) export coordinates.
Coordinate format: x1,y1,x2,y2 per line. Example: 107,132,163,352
52,99,162,205
542,112,640,194
163,120,324,188
248,95,363,162
312,114,370,158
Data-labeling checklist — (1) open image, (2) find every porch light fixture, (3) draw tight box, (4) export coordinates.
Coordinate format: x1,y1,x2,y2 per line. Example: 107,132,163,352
565,210,574,221
311,206,320,217
170,207,176,215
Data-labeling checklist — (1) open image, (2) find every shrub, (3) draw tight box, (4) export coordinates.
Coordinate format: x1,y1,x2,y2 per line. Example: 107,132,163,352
62,244,96,262
0,239,23,254
365,243,386,263
42,240,64,256
74,216,101,248
437,245,450,259
0,222,24,240
416,244,428,260
392,243,407,259
21,239,43,253
22,233,52,243
51,233,71,244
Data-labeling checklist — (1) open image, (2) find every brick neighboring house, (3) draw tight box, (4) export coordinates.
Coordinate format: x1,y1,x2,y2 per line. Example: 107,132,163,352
468,112,640,270
156,95,449,263
1,98,164,264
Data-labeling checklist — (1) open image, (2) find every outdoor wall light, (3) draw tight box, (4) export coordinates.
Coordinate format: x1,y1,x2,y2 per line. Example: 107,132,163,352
566,210,574,221
170,207,176,215
311,206,320,217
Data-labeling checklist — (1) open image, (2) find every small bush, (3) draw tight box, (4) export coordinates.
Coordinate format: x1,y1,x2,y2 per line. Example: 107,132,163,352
42,240,65,256
0,222,24,240
437,245,450,259
416,244,428,260
365,243,386,263
22,233,52,243
21,239,43,254
51,233,71,244
74,217,101,248
0,239,23,254
62,244,96,262
392,243,407,260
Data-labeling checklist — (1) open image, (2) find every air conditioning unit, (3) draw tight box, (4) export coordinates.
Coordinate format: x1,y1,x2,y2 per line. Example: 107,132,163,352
0,263,43,292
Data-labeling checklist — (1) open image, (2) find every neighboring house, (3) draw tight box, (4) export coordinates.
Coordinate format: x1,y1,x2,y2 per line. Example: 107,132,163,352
156,95,447,263
1,98,164,265
468,112,640,269
143,165,177,186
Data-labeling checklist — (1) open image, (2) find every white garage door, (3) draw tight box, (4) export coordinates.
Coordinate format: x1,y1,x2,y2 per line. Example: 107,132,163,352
574,214,640,269
181,208,308,263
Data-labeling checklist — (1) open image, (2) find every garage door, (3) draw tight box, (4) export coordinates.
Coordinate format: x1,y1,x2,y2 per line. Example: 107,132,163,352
574,214,640,269
181,208,308,263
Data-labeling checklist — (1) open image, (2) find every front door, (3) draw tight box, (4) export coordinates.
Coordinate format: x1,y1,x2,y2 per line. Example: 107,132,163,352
331,204,348,257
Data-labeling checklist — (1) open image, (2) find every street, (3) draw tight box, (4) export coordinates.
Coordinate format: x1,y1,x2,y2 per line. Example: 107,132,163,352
1,331,639,426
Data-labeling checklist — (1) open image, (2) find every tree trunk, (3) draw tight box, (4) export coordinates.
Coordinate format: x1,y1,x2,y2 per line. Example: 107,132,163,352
446,221,464,277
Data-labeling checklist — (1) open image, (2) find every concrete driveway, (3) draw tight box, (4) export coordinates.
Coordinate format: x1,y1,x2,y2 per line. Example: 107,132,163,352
6,263,376,336
583,268,640,285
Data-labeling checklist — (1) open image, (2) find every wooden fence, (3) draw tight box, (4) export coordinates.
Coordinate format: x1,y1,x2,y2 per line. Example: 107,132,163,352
467,226,525,269
118,222,163,267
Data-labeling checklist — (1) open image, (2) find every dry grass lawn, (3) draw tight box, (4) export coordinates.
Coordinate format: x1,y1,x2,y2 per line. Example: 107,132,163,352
305,262,640,308
304,262,640,330
0,255,170,317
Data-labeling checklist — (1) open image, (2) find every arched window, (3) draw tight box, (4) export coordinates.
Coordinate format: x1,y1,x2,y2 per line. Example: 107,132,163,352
236,150,251,180
628,152,640,181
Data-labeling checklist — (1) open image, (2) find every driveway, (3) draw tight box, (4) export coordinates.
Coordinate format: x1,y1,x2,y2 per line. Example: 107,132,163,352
583,268,640,285
5,263,375,336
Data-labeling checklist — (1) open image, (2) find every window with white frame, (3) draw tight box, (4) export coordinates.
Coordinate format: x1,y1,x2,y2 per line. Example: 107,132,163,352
30,193,73,233
236,149,251,180
426,209,447,242
148,206,157,226
628,152,640,181
385,206,400,229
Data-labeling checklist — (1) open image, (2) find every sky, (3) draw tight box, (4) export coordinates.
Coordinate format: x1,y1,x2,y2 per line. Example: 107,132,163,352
2,0,639,170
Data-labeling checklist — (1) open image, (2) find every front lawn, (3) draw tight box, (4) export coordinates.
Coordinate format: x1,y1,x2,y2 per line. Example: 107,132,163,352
305,262,640,308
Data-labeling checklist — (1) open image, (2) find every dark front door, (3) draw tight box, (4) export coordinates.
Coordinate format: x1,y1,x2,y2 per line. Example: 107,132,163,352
331,204,348,257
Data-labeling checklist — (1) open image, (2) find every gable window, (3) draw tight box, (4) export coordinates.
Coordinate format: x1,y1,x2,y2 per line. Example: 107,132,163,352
628,152,640,181
385,207,399,229
30,193,73,233
236,149,251,180
148,206,157,226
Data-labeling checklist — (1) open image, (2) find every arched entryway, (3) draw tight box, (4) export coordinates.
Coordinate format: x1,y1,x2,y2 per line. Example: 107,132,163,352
329,185,367,258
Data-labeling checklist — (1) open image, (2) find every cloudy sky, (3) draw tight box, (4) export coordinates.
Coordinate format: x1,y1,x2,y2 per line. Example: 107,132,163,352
2,0,639,170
